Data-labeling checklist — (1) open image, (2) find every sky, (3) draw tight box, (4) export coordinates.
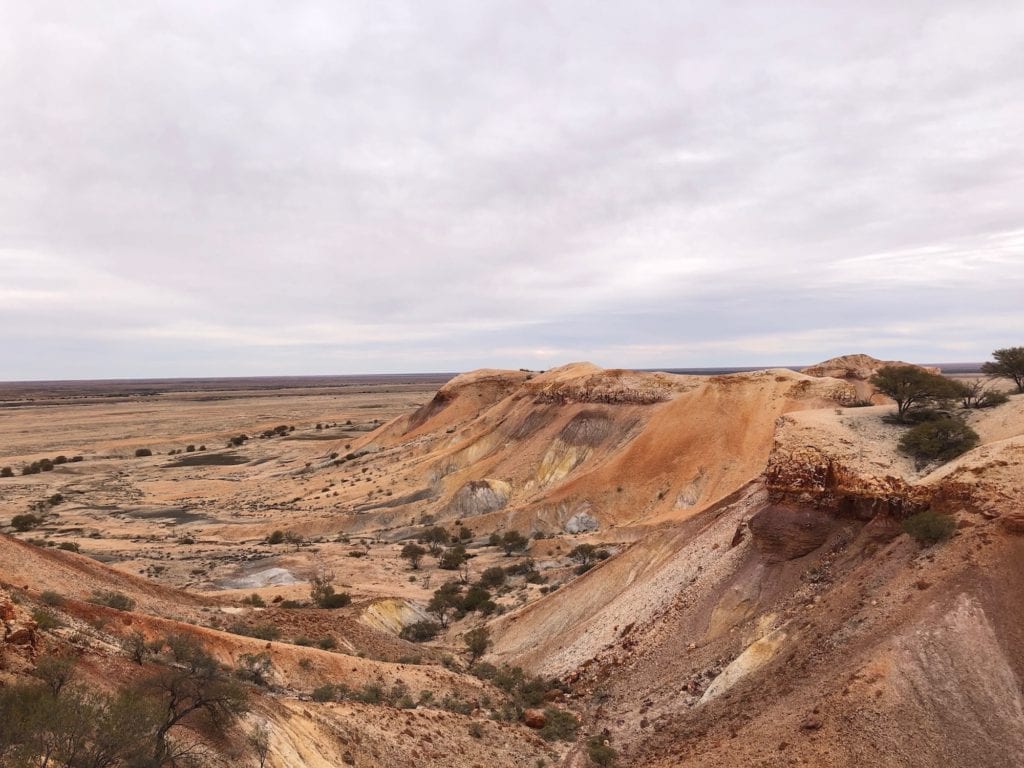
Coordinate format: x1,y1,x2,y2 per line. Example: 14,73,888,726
1,1,1023,379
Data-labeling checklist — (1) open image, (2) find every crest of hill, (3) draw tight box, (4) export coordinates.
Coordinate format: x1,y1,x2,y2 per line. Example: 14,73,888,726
801,353,942,401
801,353,941,380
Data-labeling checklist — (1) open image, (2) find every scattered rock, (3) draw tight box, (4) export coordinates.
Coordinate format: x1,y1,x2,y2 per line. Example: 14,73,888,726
800,715,823,731
522,708,547,729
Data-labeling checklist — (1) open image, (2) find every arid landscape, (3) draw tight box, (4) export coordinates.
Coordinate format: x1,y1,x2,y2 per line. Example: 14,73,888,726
2,353,1023,767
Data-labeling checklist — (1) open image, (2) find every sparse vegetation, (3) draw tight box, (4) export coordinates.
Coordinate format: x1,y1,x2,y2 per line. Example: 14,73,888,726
500,530,529,556
310,567,351,609
134,448,153,457
953,379,1010,409
587,734,617,766
902,510,956,545
539,707,579,741
266,529,285,545
227,622,281,641
88,590,136,611
464,626,491,663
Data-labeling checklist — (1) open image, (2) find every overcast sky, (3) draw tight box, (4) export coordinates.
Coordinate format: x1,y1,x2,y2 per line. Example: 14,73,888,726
2,2,1022,379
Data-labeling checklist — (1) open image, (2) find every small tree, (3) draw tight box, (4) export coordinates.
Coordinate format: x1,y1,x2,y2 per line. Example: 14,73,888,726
401,542,427,570
421,526,450,555
982,346,1024,393
140,635,248,764
463,626,491,663
310,566,350,609
569,544,597,567
870,365,959,422
501,530,529,556
427,582,462,627
952,379,1008,409
248,722,271,768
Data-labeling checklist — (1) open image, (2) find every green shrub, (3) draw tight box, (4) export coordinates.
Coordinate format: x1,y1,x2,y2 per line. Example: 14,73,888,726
32,608,63,631
898,418,979,462
902,510,956,545
241,593,266,607
227,622,280,641
0,466,13,478
39,590,64,606
587,735,617,766
11,513,41,532
353,683,383,704
539,707,579,741
134,448,152,457
311,684,338,702
88,590,136,611
478,567,507,588
317,635,337,650
266,530,285,545
57,542,79,553
399,620,441,642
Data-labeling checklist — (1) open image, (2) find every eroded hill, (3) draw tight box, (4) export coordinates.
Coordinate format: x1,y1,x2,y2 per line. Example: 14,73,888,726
2,358,1022,767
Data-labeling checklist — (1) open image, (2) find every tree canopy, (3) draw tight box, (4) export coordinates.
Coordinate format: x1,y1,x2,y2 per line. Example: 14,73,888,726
869,365,959,421
981,346,1024,393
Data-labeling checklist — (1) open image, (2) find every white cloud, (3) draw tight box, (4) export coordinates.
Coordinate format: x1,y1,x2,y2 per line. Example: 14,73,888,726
0,1,1022,378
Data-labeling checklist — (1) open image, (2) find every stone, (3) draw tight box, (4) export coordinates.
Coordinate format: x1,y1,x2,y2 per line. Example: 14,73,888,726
522,708,547,729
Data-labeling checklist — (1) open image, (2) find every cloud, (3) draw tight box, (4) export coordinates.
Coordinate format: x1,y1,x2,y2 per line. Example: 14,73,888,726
0,1,1022,378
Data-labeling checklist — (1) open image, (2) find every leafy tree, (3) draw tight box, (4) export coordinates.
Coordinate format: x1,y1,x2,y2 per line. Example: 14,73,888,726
463,626,491,663
982,346,1024,393
461,585,493,613
401,542,427,570
500,530,529,556
427,581,462,627
421,526,450,555
898,418,979,463
870,365,959,422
